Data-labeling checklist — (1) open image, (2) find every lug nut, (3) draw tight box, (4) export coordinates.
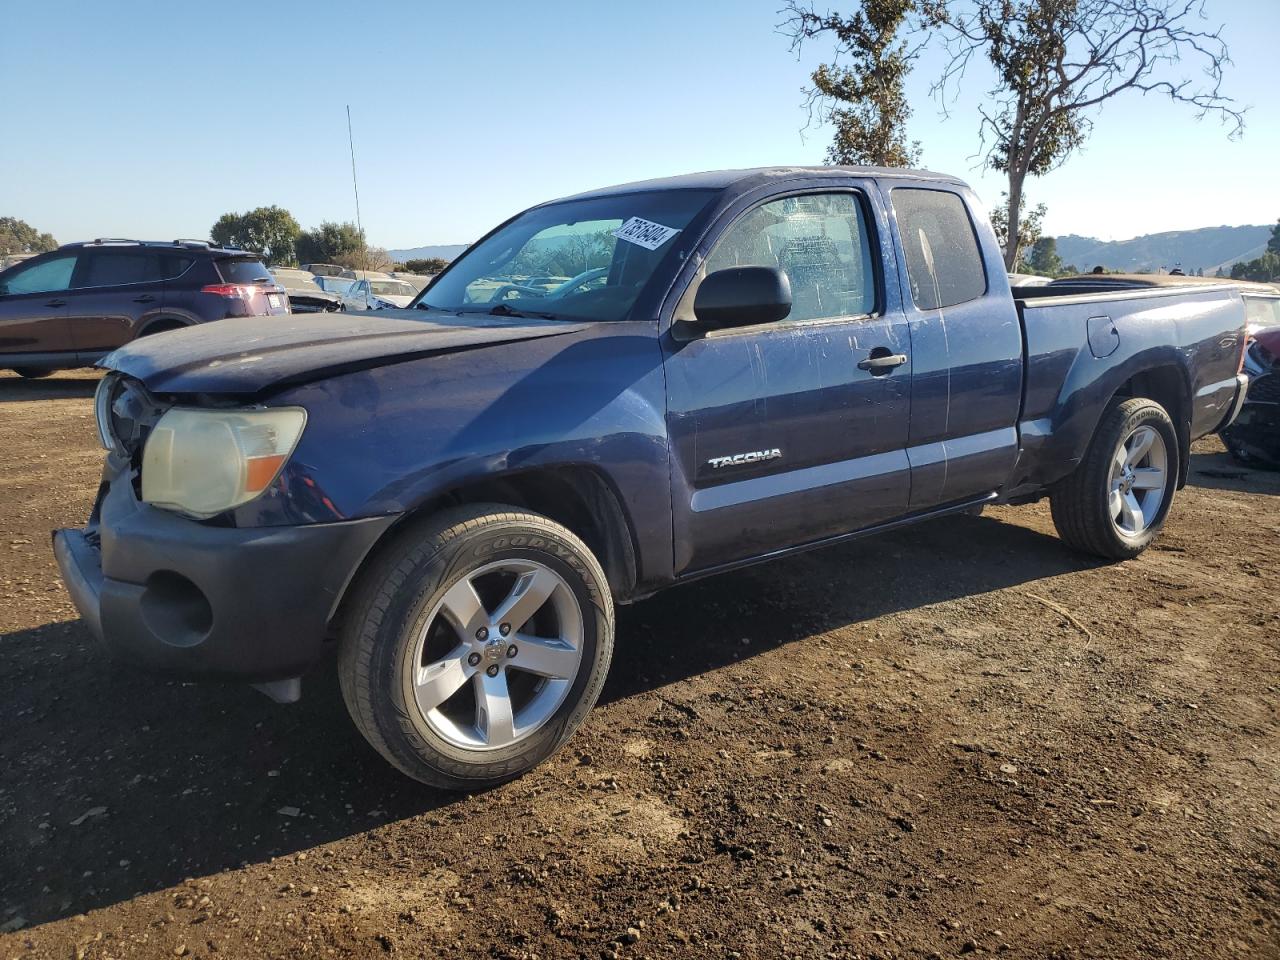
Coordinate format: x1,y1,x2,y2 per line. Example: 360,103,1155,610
467,652,481,667
506,644,518,658
485,664,500,678
475,627,488,641
499,623,512,636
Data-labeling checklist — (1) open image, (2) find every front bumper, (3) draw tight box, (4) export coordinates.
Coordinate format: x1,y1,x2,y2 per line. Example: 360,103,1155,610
53,466,396,683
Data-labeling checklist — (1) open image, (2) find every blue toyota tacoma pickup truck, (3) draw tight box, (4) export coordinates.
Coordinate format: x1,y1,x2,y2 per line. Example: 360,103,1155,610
54,167,1249,788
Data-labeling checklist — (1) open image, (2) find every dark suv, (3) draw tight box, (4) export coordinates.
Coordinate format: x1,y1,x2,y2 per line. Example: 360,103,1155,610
0,240,289,377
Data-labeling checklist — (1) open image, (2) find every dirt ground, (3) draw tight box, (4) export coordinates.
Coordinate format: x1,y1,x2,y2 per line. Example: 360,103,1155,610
0,368,1276,960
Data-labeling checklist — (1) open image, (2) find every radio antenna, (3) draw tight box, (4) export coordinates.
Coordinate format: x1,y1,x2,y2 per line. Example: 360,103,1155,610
346,105,369,278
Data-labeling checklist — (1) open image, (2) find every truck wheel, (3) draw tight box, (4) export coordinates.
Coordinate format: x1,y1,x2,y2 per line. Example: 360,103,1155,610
12,367,55,379
338,505,614,790
1050,397,1179,560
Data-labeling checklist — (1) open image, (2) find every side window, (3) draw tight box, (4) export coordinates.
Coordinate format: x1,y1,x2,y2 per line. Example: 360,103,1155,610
77,251,167,288
704,192,877,323
1,254,78,295
892,188,987,310
160,255,194,280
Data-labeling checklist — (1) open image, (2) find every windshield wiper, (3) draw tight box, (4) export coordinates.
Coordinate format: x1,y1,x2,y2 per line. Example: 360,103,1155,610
486,303,563,321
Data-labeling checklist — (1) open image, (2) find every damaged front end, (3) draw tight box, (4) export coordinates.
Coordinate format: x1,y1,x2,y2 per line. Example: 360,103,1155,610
1221,331,1280,470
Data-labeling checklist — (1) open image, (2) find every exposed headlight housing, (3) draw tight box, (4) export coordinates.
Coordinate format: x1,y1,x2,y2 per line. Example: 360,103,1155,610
93,374,116,450
141,407,307,518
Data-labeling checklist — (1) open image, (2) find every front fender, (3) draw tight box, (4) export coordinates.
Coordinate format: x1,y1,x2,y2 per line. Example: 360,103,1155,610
227,323,676,584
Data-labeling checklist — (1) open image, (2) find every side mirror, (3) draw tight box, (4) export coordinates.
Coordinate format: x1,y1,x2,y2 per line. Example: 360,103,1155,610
691,266,792,331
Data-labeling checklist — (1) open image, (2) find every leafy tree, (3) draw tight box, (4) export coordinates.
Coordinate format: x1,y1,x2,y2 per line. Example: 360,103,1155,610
1268,219,1280,256
990,191,1046,271
402,257,449,274
1229,252,1280,283
295,221,366,266
0,217,57,256
784,0,942,166
1025,236,1064,277
210,206,300,264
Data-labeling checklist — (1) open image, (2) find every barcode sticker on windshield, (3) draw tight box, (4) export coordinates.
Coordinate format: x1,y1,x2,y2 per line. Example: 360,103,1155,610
613,217,680,251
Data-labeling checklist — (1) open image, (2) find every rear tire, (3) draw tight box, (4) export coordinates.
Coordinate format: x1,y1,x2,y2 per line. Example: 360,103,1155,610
1050,397,1179,560
338,504,614,790
12,367,55,379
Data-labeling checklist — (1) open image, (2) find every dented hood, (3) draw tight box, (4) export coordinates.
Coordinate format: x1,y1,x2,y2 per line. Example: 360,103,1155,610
101,310,589,395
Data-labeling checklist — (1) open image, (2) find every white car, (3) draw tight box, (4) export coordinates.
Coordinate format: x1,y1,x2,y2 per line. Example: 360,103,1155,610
342,277,419,310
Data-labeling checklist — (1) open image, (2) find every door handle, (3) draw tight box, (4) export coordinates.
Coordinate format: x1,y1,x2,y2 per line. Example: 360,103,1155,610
44,298,67,307
857,350,908,373
133,295,156,303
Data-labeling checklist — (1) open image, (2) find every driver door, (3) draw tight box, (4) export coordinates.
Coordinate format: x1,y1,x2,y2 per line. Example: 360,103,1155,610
0,252,80,363
662,187,912,575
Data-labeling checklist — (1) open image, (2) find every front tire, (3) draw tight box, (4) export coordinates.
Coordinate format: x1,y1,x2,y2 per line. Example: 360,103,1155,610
1050,397,1179,560
338,505,614,790
12,367,55,379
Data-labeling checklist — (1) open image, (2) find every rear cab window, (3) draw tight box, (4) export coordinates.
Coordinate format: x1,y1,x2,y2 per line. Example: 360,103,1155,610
891,188,987,310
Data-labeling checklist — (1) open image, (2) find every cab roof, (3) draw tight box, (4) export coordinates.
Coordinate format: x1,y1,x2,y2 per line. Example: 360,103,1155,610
558,165,965,203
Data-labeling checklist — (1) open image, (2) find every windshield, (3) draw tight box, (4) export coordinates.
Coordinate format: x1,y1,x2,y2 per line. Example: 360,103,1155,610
370,280,415,297
418,189,716,321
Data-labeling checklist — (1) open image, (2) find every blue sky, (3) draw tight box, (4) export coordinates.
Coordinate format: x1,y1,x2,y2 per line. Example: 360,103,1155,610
1,0,1276,248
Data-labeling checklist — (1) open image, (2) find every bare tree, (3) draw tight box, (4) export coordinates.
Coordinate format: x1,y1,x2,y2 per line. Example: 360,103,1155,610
783,0,945,167
936,0,1244,268
789,0,1244,268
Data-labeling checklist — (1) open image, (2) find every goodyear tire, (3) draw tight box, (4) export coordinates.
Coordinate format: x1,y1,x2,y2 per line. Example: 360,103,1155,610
338,504,614,789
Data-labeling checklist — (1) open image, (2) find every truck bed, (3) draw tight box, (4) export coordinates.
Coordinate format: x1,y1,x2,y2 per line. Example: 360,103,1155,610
1004,281,1246,499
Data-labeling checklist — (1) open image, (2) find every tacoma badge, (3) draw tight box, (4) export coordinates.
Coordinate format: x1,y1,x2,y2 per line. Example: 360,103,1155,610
707,448,782,469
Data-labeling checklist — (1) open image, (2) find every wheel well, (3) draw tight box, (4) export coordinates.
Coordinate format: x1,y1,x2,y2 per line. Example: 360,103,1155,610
338,467,640,626
137,318,189,337
1112,365,1191,487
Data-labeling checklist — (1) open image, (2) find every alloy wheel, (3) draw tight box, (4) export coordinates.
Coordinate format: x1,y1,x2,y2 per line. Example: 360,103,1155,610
410,559,584,750
1108,424,1168,538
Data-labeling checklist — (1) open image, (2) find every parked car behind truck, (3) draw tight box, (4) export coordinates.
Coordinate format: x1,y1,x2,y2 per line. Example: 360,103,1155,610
0,240,287,377
269,267,344,313
54,166,1248,789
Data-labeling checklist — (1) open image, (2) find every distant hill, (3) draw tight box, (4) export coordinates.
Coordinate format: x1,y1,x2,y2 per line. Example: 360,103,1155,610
1054,225,1270,274
387,243,470,263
